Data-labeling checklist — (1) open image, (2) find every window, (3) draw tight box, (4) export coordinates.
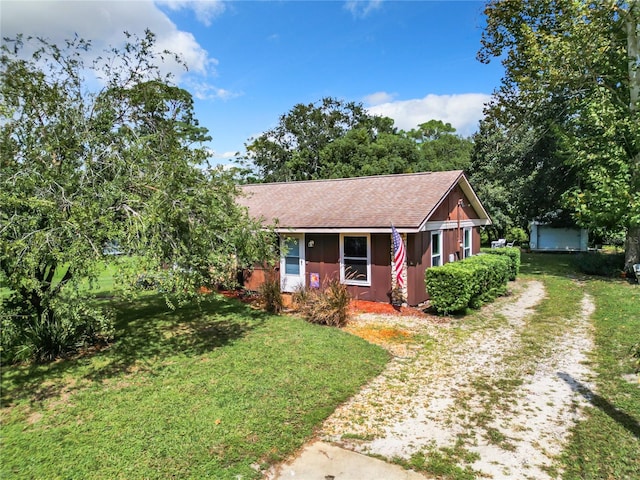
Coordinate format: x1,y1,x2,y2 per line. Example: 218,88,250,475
340,234,371,285
463,228,472,258
284,236,301,275
431,231,442,267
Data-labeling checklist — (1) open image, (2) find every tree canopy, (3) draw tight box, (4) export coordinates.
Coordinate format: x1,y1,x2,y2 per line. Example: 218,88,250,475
406,120,474,172
0,31,275,362
475,0,639,268
237,98,473,182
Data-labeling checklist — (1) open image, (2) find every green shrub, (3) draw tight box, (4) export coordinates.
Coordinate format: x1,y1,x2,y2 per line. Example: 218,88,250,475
507,227,528,244
1,295,114,364
482,246,521,280
574,252,624,277
258,269,284,313
425,254,511,315
465,254,510,307
296,278,351,327
424,262,476,313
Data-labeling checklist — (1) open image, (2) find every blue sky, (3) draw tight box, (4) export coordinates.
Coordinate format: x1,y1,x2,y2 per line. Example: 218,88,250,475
2,1,504,166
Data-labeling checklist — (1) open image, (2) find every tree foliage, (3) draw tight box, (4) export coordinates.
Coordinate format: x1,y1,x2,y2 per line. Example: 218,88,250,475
237,98,474,182
406,120,474,172
477,0,640,267
470,115,578,238
238,97,376,182
0,32,275,362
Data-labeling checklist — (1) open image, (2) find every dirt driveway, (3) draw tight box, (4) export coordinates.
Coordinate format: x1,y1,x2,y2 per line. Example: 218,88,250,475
320,279,596,479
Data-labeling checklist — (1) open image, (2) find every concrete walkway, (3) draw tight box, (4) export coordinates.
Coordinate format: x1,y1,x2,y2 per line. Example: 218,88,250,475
268,441,428,479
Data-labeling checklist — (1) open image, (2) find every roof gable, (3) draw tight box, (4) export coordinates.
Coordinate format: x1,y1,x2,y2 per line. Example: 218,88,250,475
239,171,490,232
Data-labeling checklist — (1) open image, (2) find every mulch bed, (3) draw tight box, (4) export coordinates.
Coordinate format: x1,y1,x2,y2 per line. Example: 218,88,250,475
214,288,431,317
349,299,428,317
216,289,259,304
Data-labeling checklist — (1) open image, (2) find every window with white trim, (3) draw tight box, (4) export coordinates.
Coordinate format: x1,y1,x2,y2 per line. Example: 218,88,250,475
340,234,371,285
463,227,472,258
431,231,442,266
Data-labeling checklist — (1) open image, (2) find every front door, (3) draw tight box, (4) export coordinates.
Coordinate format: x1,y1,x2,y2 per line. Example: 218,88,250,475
280,234,305,292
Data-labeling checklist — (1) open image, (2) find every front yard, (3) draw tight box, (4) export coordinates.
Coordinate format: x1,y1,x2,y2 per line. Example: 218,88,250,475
1,253,638,479
0,295,388,479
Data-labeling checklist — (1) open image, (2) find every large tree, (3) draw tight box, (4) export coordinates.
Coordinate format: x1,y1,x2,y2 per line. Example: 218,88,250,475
238,98,473,182
479,0,640,269
405,120,474,172
239,97,424,182
470,113,578,238
317,116,423,178
238,97,378,182
0,32,274,362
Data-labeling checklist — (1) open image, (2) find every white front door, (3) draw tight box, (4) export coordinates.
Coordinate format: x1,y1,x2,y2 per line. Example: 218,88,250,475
280,234,305,292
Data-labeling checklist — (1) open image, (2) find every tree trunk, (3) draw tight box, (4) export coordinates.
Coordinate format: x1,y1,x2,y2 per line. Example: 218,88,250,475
627,1,639,115
625,226,640,272
625,3,640,272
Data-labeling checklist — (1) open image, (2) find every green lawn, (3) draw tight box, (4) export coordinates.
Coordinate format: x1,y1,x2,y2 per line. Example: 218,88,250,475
1,293,389,479
0,260,119,299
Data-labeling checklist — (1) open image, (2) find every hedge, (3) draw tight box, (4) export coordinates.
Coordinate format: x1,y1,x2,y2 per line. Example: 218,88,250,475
480,246,521,281
425,254,512,314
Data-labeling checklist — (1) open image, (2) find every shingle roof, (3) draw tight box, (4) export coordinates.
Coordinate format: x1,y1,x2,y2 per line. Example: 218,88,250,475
239,170,486,231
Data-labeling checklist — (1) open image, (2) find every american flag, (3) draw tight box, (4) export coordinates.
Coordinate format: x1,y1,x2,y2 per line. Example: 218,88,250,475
392,225,406,289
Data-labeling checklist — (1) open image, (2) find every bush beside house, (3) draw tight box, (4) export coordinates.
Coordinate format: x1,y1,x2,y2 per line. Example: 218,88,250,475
425,251,518,314
482,246,521,280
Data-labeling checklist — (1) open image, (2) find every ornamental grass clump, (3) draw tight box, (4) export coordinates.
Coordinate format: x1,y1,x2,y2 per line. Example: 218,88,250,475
296,278,351,327
258,269,284,314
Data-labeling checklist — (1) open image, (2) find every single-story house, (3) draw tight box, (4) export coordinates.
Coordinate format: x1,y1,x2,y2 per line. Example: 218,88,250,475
529,222,588,252
238,170,492,306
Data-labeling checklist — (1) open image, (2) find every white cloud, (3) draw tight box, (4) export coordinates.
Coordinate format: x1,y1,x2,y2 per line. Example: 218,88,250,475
344,0,383,18
155,0,226,27
186,79,239,100
215,151,240,160
366,93,491,137
1,0,225,90
363,91,397,106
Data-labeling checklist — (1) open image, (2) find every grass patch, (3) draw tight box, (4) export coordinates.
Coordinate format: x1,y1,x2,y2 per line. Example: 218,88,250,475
1,294,389,479
560,276,640,479
396,441,480,480
520,252,640,478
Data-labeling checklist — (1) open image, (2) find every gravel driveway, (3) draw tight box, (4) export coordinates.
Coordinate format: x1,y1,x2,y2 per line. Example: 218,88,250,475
320,279,596,479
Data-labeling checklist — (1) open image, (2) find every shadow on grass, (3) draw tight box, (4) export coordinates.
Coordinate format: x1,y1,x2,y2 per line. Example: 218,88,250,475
1,294,270,406
519,252,581,277
520,252,631,284
558,372,640,440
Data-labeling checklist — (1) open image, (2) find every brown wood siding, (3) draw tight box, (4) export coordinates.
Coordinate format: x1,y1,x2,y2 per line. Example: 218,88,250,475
407,231,429,305
347,233,392,303
444,228,461,262
305,234,340,287
242,265,270,292
473,228,481,254
244,225,483,306
431,185,475,223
